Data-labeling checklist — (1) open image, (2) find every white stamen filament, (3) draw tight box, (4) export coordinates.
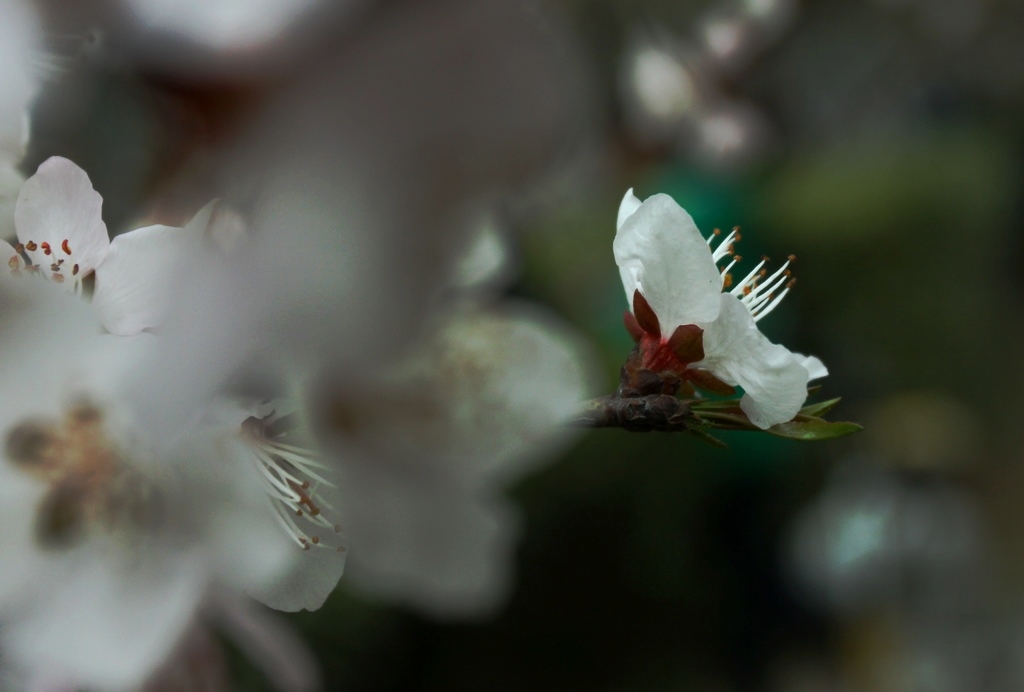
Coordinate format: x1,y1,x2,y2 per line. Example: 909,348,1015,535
709,229,737,262
241,413,343,552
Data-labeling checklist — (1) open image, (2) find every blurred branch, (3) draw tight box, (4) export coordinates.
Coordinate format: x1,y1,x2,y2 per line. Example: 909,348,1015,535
571,395,695,432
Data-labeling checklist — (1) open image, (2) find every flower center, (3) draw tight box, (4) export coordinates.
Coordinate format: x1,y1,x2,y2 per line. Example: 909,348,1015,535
8,239,84,292
240,411,344,553
4,401,160,548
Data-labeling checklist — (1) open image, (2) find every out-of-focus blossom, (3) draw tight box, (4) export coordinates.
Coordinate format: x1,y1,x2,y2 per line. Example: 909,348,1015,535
615,189,825,428
0,280,293,689
619,30,705,145
136,0,591,412
787,461,988,614
106,0,365,76
327,304,594,617
7,160,348,614
698,0,797,73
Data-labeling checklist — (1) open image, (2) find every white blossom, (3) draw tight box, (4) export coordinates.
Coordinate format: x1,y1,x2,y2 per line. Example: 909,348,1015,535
330,303,594,616
0,280,294,689
614,188,826,428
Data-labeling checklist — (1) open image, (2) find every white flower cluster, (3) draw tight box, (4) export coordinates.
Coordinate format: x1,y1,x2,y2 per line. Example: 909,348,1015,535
0,0,596,688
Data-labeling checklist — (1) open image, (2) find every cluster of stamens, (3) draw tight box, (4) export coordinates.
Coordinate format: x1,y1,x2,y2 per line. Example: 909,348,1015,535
4,401,156,548
706,226,797,323
6,238,83,292
240,411,344,553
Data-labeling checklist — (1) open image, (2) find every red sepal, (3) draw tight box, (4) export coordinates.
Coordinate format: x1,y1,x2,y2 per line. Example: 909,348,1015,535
623,310,644,343
686,368,736,396
667,324,704,364
632,290,661,339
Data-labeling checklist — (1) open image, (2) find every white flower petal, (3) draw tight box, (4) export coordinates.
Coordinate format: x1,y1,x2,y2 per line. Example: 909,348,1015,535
615,187,643,231
15,157,109,277
697,294,811,429
432,304,594,483
0,164,25,240
93,223,197,336
123,0,321,51
794,353,828,381
613,192,723,333
247,505,347,613
340,451,519,618
4,547,207,691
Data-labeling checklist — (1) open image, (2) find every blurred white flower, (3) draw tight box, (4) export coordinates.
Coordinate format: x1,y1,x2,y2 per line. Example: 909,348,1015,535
614,188,826,428
329,303,594,617
122,0,322,51
0,280,293,689
6,161,348,615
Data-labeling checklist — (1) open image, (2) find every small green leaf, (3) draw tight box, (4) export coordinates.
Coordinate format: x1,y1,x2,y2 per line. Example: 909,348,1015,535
798,397,842,418
767,420,864,441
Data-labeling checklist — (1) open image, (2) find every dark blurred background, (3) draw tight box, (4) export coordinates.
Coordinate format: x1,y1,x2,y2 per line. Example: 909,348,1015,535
28,0,1024,689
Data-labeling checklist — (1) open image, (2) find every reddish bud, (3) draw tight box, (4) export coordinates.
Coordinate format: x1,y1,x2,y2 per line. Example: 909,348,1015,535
632,290,661,339
667,324,705,364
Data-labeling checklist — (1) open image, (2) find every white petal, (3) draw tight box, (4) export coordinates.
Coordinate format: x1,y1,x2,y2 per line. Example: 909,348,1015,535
616,187,643,230
15,157,109,277
697,294,811,429
340,451,520,618
0,164,25,240
246,480,347,613
93,223,197,335
613,192,723,333
431,304,595,483
123,0,321,51
3,546,207,690
794,353,828,381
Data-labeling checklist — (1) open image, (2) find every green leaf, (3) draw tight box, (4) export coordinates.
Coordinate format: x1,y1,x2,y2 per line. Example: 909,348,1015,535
767,420,864,441
798,397,842,418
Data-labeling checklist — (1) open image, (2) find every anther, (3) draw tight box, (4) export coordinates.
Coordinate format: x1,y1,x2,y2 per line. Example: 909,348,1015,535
52,274,65,284
311,536,320,545
25,241,37,252
14,243,24,253
72,264,79,276
5,420,55,467
723,274,733,288
40,242,51,256
788,254,796,262
8,256,19,269
61,239,71,255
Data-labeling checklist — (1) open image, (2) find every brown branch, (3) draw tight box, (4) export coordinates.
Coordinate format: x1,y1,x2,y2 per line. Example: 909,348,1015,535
570,395,696,433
